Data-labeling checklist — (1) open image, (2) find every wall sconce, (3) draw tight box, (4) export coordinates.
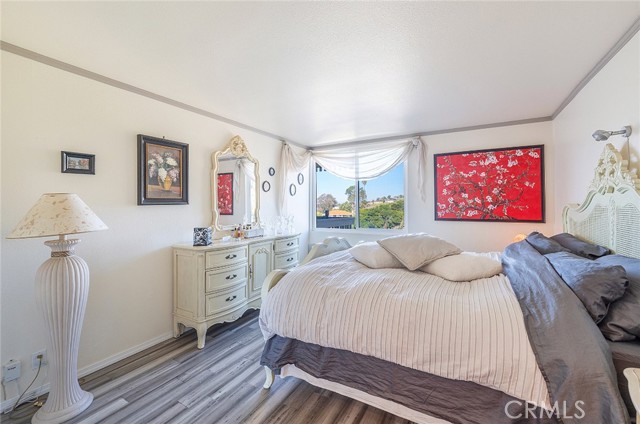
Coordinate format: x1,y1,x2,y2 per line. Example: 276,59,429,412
592,126,632,142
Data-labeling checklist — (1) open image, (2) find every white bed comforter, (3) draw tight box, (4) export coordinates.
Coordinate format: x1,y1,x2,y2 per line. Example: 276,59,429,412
259,250,550,407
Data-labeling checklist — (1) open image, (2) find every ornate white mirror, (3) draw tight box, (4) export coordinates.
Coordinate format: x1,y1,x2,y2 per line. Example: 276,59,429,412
211,136,260,231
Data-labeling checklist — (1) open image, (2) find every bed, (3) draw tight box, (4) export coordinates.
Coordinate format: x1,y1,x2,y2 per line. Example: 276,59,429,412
259,143,640,424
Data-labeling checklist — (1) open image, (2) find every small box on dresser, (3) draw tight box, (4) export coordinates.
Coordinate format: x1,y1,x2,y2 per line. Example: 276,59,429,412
173,234,300,348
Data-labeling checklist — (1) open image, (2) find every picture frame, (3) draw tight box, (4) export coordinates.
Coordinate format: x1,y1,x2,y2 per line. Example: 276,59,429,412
297,173,304,185
268,167,276,176
61,151,95,174
262,181,271,192
289,183,297,196
217,172,234,215
434,145,544,222
137,134,189,205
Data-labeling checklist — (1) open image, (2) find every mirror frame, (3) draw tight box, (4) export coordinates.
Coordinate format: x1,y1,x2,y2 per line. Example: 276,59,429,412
211,136,260,231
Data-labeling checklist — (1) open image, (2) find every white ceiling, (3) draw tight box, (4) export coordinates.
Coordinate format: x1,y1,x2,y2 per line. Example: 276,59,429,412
2,1,640,147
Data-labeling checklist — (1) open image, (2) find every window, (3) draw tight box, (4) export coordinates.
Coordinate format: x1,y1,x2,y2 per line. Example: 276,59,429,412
315,162,405,230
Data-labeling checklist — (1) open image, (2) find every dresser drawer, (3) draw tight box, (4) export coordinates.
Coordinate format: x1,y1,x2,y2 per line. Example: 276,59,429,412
205,284,247,316
275,237,298,253
205,246,247,269
275,251,298,269
205,264,247,293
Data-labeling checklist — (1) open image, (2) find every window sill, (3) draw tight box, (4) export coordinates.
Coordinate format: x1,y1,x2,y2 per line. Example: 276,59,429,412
312,227,406,236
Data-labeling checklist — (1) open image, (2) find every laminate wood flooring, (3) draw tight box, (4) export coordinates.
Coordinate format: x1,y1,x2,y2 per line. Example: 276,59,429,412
2,311,414,424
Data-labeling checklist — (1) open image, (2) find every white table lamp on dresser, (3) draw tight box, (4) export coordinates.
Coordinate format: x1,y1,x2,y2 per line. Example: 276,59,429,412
7,193,107,424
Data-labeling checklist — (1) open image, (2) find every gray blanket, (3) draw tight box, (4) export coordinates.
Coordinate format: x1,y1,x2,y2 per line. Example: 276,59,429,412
502,240,630,424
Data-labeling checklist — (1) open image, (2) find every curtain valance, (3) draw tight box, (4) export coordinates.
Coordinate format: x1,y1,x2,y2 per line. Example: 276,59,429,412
278,137,428,214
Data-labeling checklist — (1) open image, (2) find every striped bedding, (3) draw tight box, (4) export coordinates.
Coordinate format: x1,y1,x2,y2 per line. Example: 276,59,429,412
259,250,551,408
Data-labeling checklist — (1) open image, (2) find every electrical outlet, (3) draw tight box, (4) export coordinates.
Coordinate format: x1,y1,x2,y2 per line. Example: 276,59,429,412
32,349,47,370
2,359,21,382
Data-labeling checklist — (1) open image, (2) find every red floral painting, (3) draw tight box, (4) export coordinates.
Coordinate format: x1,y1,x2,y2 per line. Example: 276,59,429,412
434,145,544,222
217,173,234,215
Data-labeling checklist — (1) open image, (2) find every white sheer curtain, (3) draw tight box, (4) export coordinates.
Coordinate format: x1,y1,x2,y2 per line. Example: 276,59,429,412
278,137,428,214
278,144,311,215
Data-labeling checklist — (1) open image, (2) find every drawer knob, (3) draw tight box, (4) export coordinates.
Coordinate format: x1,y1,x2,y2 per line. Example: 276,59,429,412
225,295,237,302
225,254,237,260
287,257,294,262
287,242,294,246
226,274,237,280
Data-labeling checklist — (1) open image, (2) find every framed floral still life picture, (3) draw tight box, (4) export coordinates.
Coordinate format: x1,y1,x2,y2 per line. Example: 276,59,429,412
137,134,189,205
217,172,234,215
434,145,544,222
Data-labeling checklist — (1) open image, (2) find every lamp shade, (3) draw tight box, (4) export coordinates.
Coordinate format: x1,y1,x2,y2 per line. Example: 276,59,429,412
7,193,108,239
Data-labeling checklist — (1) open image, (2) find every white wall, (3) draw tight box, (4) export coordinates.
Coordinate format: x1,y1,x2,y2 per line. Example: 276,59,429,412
553,32,640,230
413,122,555,251
0,52,309,403
309,31,640,252
310,121,554,252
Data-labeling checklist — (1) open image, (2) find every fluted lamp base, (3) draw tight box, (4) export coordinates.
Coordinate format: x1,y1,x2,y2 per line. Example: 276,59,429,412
32,392,92,424
32,238,93,424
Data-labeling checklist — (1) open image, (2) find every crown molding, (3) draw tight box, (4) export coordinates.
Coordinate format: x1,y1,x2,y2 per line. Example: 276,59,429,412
0,40,307,148
3,14,640,149
552,16,640,120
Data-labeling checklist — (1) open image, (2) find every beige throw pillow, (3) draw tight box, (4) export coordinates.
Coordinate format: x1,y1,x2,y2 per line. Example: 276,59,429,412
377,233,461,271
349,242,404,269
420,253,503,281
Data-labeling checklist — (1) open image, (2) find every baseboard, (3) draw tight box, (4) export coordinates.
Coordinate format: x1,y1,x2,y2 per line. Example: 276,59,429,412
1,383,49,414
77,331,174,377
1,331,174,414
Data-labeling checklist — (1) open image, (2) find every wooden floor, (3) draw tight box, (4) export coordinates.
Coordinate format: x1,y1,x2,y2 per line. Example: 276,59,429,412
2,311,414,424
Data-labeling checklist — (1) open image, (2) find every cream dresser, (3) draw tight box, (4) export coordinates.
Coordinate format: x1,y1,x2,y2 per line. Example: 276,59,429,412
173,234,300,348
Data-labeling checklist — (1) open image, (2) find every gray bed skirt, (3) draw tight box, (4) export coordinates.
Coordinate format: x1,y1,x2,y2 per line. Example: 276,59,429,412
261,335,557,424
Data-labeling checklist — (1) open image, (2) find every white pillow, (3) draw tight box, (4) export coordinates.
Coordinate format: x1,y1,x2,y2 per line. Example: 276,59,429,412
377,233,461,271
420,253,503,282
349,242,404,269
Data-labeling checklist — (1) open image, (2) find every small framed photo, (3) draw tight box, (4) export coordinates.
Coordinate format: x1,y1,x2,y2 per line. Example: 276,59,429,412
137,134,189,205
61,151,95,174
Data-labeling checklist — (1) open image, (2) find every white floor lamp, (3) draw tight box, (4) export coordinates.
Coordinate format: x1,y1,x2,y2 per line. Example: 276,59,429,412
8,193,107,424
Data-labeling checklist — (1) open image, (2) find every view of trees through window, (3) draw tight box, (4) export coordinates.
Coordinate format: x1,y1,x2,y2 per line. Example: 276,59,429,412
315,163,405,230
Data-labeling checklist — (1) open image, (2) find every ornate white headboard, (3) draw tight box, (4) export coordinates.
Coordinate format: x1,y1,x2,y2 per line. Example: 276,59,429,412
563,143,640,259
